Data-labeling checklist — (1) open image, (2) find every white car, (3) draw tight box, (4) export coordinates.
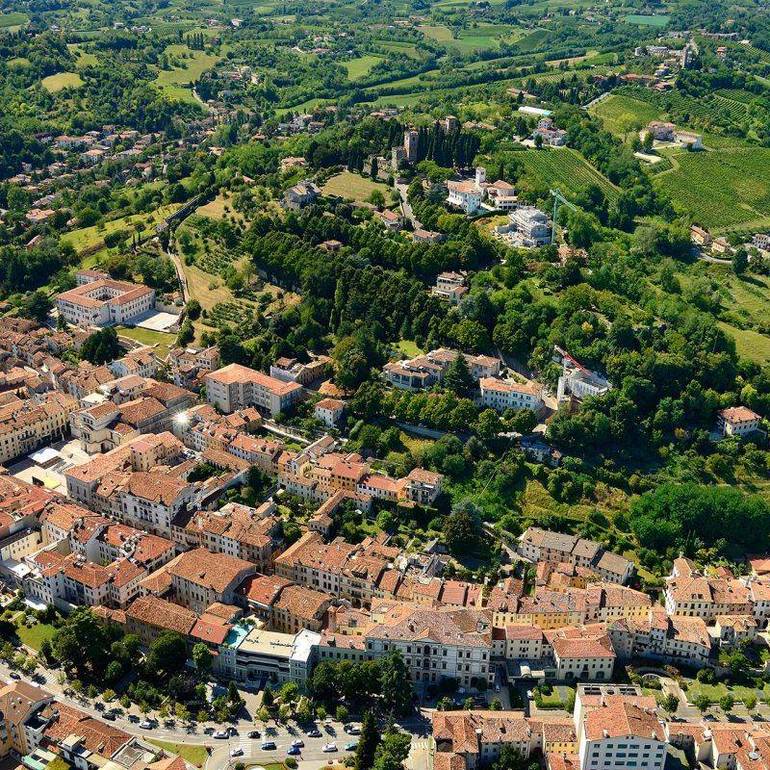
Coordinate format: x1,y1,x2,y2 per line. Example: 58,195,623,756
214,730,229,739
139,721,153,730
229,748,243,757
323,743,337,753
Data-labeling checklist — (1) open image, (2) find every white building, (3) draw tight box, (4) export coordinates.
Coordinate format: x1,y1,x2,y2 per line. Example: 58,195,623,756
56,278,155,327
717,406,761,437
479,377,543,413
205,363,303,416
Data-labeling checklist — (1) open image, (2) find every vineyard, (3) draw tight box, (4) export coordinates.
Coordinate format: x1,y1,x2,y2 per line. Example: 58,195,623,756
517,148,619,201
589,94,663,135
654,147,770,231
614,86,740,128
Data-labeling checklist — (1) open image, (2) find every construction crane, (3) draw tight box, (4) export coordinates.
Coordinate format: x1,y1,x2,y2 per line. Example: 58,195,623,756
549,188,578,245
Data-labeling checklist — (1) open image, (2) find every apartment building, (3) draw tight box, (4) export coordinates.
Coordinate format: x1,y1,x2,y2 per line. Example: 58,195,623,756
0,681,53,758
108,348,158,379
124,594,198,646
314,398,345,427
432,271,468,304
664,558,751,621
56,278,155,327
168,345,220,389
120,470,195,538
176,501,282,571
0,391,77,464
545,627,616,681
167,548,256,614
383,348,500,391
479,377,543,413
269,355,331,385
205,363,303,416
271,584,331,634
518,527,634,585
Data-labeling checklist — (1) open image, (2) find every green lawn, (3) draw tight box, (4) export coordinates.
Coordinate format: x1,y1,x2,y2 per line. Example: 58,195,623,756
155,45,220,104
719,322,770,365
0,11,28,28
41,72,83,93
322,171,390,205
396,339,424,357
343,55,383,80
16,622,56,651
685,678,770,705
419,22,523,53
590,94,663,136
624,14,670,26
147,741,208,767
116,327,176,360
68,44,98,68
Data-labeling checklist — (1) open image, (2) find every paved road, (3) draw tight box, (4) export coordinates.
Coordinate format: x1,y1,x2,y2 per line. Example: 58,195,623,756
395,182,422,231
0,663,431,769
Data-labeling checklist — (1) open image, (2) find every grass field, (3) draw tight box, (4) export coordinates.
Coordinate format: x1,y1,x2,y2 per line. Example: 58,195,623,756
624,14,669,26
155,45,219,103
654,147,770,231
590,94,663,136
685,678,770,705
16,622,56,651
64,205,179,255
719,322,770,365
321,171,390,204
147,741,208,767
518,148,619,201
0,11,28,28
395,339,424,357
41,72,84,93
376,40,422,58
67,44,98,68
419,22,522,53
343,55,383,80
195,194,232,220
7,57,30,69
116,327,176,359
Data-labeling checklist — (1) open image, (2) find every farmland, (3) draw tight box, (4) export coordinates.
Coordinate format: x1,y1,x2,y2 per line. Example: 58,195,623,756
589,94,663,136
517,148,619,201
624,14,669,26
653,147,770,231
418,22,523,53
67,43,98,68
321,171,391,205
155,45,220,103
41,72,84,92
343,55,383,80
0,11,27,28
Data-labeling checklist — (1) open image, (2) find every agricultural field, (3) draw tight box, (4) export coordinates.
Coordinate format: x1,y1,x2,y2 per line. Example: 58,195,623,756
67,44,99,68
155,45,220,103
343,55,383,80
624,14,670,27
321,171,391,205
418,22,523,53
0,11,28,28
653,147,770,231
517,148,619,201
375,40,422,59
590,94,663,136
63,205,180,256
41,72,84,92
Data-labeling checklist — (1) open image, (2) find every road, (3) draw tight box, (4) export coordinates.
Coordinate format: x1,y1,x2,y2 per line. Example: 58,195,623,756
0,662,431,770
395,182,422,231
166,243,190,304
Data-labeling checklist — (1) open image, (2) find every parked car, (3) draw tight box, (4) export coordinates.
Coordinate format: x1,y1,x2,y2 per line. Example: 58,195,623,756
345,725,361,735
102,712,116,721
260,741,276,751
214,730,228,739
227,727,239,736
287,746,301,756
128,715,140,723
307,729,322,738
203,727,215,735
291,740,304,748
247,730,260,739
345,743,358,752
9,672,20,680
323,743,337,753
139,721,153,730
229,748,243,758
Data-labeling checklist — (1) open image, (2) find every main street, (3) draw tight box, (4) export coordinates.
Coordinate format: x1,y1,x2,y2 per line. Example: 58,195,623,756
0,659,432,770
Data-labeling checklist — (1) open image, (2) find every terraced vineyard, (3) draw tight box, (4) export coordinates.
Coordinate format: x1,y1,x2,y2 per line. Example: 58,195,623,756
589,93,663,135
654,147,770,231
518,148,619,201
614,86,738,127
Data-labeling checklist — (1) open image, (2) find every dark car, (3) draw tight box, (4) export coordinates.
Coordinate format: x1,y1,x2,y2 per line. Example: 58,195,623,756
248,730,260,739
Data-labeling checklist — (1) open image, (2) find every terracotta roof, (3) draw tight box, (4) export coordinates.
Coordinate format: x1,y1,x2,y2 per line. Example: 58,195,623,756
167,548,254,593
126,595,196,635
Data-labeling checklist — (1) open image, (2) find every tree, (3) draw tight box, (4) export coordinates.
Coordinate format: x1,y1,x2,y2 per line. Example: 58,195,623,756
355,711,381,770
476,409,503,442
508,409,538,435
262,684,274,709
443,354,474,395
369,190,385,209
379,652,412,716
444,500,483,555
23,290,52,323
144,632,187,680
336,704,349,723
192,643,213,674
744,693,758,711
659,693,679,713
372,729,411,770
693,693,712,713
719,693,734,713
52,607,115,679
733,248,748,275
81,327,122,365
